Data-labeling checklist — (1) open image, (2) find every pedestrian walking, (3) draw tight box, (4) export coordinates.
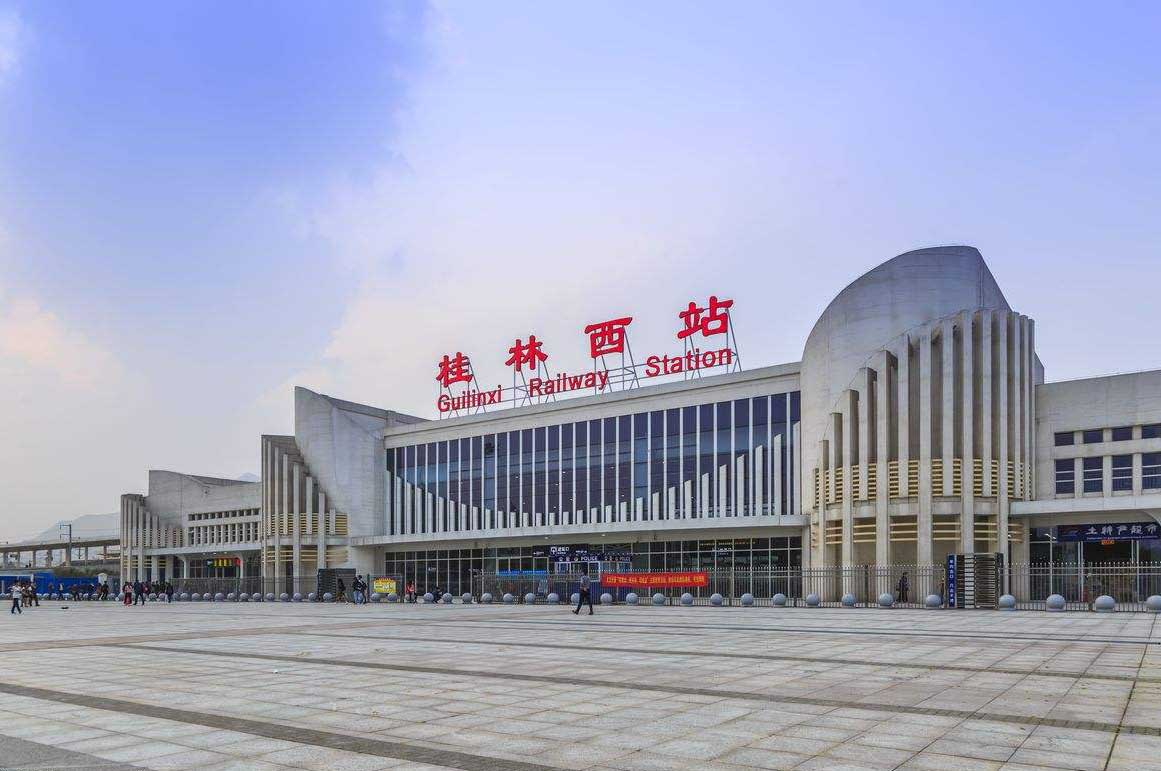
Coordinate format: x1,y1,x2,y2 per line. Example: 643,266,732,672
336,577,347,603
9,583,22,615
122,582,133,606
573,567,594,616
164,582,174,603
29,584,39,607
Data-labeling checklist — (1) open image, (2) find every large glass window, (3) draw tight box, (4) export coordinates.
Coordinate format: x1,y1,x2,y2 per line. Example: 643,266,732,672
1144,453,1161,490
1083,457,1103,493
1055,459,1074,495
1054,431,1074,447
716,402,732,516
1143,424,1161,440
1083,429,1104,444
1112,455,1132,492
1112,426,1133,442
385,390,801,533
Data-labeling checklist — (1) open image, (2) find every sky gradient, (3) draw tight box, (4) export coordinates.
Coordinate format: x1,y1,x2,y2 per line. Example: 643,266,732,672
1,1,1159,539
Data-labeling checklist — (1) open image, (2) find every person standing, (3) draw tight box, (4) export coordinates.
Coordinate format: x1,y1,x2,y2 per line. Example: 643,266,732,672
122,582,133,606
405,581,416,603
9,583,22,615
164,582,174,603
573,568,594,616
336,577,347,603
896,572,910,604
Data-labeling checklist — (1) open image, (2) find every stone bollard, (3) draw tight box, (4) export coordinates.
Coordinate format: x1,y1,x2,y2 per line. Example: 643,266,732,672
239,593,249,602
524,593,536,604
1146,595,1161,613
252,593,263,603
280,593,290,602
180,593,189,602
292,593,303,602
652,593,665,606
878,593,894,608
709,593,723,606
323,593,334,603
570,593,580,605
461,593,473,604
997,594,1016,611
841,593,856,607
213,593,225,602
805,593,820,607
600,593,613,605
307,592,317,602
1094,595,1115,613
502,593,514,604
191,593,201,602
266,593,276,602
772,593,787,607
546,593,560,604
481,593,493,604
423,593,434,603
442,593,453,604
1046,594,1065,611
740,593,755,607
926,594,943,609
625,592,638,605
226,593,237,602
680,593,693,606
370,593,381,603
387,593,398,603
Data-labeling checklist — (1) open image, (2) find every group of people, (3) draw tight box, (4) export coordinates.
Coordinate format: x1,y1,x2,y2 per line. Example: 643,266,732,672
332,576,372,604
121,580,175,605
7,580,39,614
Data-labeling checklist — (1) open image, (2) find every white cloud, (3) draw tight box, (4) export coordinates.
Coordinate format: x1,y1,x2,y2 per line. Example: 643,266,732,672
0,295,122,387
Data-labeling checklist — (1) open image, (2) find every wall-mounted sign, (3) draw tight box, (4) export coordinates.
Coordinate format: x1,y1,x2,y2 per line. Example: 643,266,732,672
1058,522,1160,542
205,557,239,568
372,577,397,596
435,296,741,416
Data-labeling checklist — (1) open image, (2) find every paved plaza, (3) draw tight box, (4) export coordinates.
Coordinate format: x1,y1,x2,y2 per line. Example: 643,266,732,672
1,601,1160,771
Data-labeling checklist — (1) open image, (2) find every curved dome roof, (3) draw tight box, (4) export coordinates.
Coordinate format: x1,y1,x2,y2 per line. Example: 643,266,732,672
799,245,1011,464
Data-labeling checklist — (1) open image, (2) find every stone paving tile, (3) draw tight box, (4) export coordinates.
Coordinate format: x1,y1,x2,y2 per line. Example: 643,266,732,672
3,602,1161,771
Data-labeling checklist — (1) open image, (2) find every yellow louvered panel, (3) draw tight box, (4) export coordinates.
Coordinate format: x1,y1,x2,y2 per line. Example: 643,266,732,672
972,458,985,496
823,523,844,545
932,516,961,542
850,466,861,499
907,459,919,491
951,458,962,497
867,464,878,499
889,517,917,542
852,521,877,544
931,458,943,492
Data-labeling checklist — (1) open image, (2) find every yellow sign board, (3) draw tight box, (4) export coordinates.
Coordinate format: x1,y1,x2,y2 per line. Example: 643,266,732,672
372,578,397,596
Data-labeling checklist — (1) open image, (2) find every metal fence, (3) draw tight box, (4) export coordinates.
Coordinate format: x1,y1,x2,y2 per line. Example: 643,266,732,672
473,562,1161,611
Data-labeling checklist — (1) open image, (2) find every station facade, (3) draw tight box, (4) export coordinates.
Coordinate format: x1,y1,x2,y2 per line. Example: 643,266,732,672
120,246,1161,597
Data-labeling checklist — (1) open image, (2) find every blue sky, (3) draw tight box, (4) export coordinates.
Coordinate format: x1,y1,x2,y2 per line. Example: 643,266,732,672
1,1,1159,536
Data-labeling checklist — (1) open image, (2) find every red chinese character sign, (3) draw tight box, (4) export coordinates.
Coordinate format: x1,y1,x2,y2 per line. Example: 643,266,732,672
435,351,501,416
434,295,740,416
436,352,472,388
505,335,549,371
584,316,638,392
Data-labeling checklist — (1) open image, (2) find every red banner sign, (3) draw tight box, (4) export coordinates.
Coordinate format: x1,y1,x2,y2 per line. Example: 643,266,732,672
601,572,709,588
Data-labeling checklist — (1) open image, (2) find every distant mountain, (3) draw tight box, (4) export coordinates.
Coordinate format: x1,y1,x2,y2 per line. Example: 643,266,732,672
23,513,119,544
236,473,259,482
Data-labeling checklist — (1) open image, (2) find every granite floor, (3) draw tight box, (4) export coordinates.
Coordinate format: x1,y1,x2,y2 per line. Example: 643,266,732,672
1,599,1159,770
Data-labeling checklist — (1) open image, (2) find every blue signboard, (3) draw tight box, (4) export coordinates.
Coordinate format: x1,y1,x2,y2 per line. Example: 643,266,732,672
1058,522,1160,542
945,554,957,609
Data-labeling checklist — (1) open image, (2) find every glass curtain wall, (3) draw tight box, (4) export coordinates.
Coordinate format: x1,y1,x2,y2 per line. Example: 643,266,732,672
385,391,801,536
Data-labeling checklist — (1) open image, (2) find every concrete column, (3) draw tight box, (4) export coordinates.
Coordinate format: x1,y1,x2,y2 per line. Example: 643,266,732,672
917,331,934,569
292,463,302,595
981,311,994,498
961,310,975,555
941,318,955,498
857,369,871,503
318,491,328,570
997,312,1010,518
1012,314,1024,502
840,393,855,576
898,337,911,498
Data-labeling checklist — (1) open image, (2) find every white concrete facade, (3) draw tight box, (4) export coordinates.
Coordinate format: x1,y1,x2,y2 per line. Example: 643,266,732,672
118,245,1161,586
